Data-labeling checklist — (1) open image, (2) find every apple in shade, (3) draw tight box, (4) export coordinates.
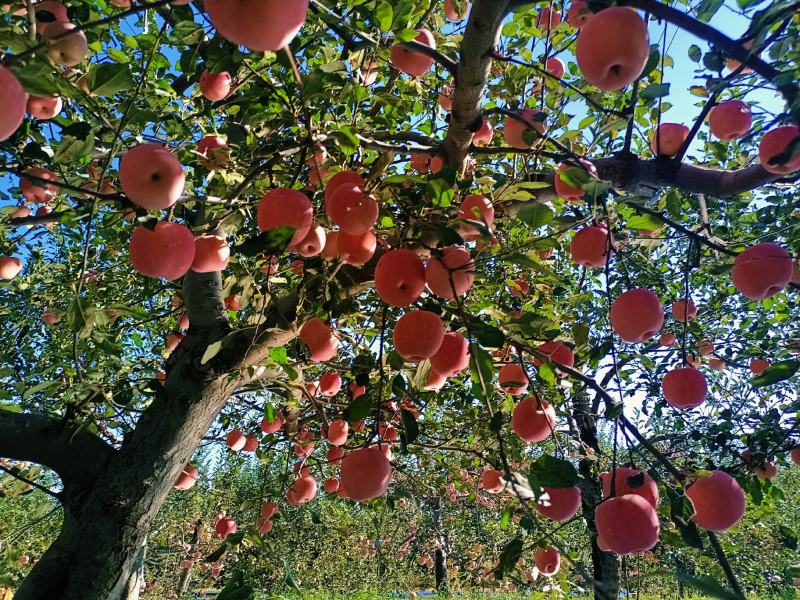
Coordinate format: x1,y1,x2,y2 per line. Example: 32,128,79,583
42,21,88,66
659,333,676,346
0,67,26,141
425,246,475,300
173,465,199,491
610,288,664,343
199,69,232,101
534,546,560,576
570,225,611,268
545,57,565,79
40,310,60,324
429,332,469,376
225,429,246,451
326,419,348,446
566,0,592,28
759,125,800,174
120,144,185,210
503,109,547,149
215,517,237,540
205,0,310,51
299,317,339,362
533,341,574,370
662,367,707,409
197,135,227,158
374,249,426,307
257,188,314,245
410,154,443,174
536,7,560,31
340,447,392,502
595,494,659,554
327,445,344,464
575,7,649,91
290,225,326,257
326,183,379,235
0,257,22,280
26,95,62,119
457,194,494,239
324,477,340,494
443,0,469,21
755,461,778,481
34,1,68,33
472,120,493,146
708,100,751,141
749,358,769,376
651,123,689,157
318,372,342,396
337,230,376,266
498,363,528,396
731,243,793,300
512,396,556,442
535,485,581,522
21,168,59,204
390,28,436,77
393,310,445,362
482,469,504,493
191,235,230,273
555,159,598,201
684,470,745,531
671,299,697,322
130,221,195,280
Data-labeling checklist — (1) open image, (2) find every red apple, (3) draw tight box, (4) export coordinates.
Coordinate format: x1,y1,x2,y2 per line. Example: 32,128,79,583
205,0,310,51
130,221,195,280
390,28,436,77
393,310,445,362
0,66,26,141
199,69,231,101
708,100,751,141
650,123,689,157
120,144,185,210
685,470,745,531
731,243,793,300
610,288,663,343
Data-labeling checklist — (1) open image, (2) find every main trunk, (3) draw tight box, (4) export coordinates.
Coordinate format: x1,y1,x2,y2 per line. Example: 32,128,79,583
573,390,620,600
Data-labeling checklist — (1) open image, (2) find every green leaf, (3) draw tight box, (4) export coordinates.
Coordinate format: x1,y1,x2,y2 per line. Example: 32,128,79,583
642,45,660,76
640,83,671,101
494,537,523,579
426,170,457,207
779,525,798,550
688,45,702,62
201,340,224,365
751,360,799,387
234,226,296,257
537,360,556,385
375,1,393,31
335,125,359,154
400,408,419,445
85,63,134,96
517,204,554,228
626,214,663,231
469,344,495,400
696,0,724,22
675,574,742,600
529,454,578,488
344,394,372,423
470,322,505,348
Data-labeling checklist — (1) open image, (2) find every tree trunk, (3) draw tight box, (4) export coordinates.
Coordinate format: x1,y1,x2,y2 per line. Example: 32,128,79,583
431,497,449,593
573,389,620,600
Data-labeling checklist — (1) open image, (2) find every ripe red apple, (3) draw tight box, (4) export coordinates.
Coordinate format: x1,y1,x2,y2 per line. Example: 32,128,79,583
374,248,426,307
509,278,529,297
130,221,195,280
545,57,565,79
498,363,528,396
173,465,199,490
191,234,230,273
731,243,793,300
226,429,246,451
671,299,697,322
610,288,664,343
327,183,379,234
685,470,745,531
535,485,581,522
749,358,769,376
512,396,556,442
790,447,799,466
327,445,344,464
575,7,649,91
536,7,561,31
595,494,659,554
120,144,185,210
755,461,778,481
327,419,348,446
458,194,494,240
758,125,800,174
709,100,751,141
199,69,231,101
533,340,574,369
503,109,547,149
260,414,283,433
659,333,676,346
205,0,310,51
425,246,475,300
325,171,365,211
555,159,598,201
423,368,447,391
242,435,259,452
481,469,504,493
570,224,611,268
257,188,313,245
601,467,658,508
336,229,376,265
697,339,714,356
320,230,339,261
566,0,592,28
42,310,60,325
0,66,25,141
290,224,326,257
318,372,341,396
324,476,340,494
534,546,560,576
472,120,494,146
390,28,436,77
410,154,444,174
349,382,365,399
341,447,392,502
444,0,470,21
299,317,339,362
429,332,469,376
21,168,59,203
393,310,445,362
26,95,62,119
42,21,88,66
650,123,689,157
287,475,317,505
662,367,707,409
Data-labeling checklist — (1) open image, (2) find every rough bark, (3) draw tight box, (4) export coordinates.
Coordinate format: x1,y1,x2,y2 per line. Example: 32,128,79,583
432,497,449,592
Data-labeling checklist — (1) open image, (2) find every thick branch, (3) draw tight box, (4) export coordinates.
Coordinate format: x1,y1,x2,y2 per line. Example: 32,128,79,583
0,409,114,489
442,0,514,168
